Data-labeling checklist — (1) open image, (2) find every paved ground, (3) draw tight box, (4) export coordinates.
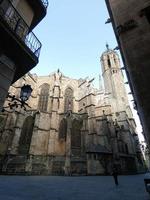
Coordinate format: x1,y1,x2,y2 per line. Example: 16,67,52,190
0,174,149,200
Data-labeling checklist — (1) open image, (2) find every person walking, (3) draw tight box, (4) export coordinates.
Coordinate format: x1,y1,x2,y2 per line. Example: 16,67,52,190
112,165,119,186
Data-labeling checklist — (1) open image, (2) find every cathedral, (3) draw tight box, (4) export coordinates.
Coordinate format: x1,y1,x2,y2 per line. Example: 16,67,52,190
0,48,144,175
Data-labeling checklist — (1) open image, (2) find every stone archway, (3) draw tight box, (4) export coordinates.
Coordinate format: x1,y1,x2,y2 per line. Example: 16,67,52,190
18,116,34,155
71,119,82,156
59,118,67,141
0,114,15,155
38,83,50,112
64,87,74,113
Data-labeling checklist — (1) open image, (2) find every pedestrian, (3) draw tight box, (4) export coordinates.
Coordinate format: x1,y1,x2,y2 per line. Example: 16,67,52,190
112,165,119,186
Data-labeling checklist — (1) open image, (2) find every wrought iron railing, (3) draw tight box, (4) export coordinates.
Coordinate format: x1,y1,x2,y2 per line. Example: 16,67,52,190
0,0,42,58
41,0,49,9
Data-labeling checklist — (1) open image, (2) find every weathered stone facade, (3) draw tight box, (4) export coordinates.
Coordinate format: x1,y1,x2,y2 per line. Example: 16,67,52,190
0,49,145,175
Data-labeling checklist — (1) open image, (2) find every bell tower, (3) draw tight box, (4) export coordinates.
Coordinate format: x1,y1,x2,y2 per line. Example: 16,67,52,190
100,45,129,113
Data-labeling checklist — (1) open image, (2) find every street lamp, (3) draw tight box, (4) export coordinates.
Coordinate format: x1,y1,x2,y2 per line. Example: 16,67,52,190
2,84,32,112
20,84,33,102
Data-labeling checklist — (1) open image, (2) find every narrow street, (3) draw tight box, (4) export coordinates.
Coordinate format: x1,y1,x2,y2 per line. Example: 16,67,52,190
0,174,148,200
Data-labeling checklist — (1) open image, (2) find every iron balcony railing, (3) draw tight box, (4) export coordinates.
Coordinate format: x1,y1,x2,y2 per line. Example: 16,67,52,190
0,0,42,58
41,0,49,9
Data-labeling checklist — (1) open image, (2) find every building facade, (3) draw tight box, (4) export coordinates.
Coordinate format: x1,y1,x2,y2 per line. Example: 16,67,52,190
0,49,145,175
0,0,48,111
105,0,150,148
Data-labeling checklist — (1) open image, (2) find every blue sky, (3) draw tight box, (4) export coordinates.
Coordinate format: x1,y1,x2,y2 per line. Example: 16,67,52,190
32,0,117,86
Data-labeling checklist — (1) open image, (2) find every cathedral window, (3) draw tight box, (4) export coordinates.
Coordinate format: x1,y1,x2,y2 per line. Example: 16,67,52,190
0,115,15,147
0,115,6,134
125,144,129,154
71,119,82,156
107,56,111,68
114,57,117,65
64,87,74,113
18,116,34,155
94,154,97,160
59,118,67,141
38,83,50,112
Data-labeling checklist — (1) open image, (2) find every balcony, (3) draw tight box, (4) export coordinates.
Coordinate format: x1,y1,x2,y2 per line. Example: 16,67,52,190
0,0,43,82
0,0,42,59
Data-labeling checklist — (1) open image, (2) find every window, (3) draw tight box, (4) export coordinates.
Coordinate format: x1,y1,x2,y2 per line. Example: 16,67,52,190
18,116,34,155
94,154,97,160
59,118,67,141
0,115,6,133
107,56,111,68
114,56,117,65
125,144,129,154
71,119,82,156
64,87,73,113
38,83,50,112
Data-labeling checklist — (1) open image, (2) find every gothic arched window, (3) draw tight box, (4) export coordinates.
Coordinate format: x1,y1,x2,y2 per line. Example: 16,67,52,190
0,114,15,149
107,56,111,68
59,118,67,141
38,83,50,112
71,119,83,156
64,87,73,113
18,116,34,155
0,115,6,134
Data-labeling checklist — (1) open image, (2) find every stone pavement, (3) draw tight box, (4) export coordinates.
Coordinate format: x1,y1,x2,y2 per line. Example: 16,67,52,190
0,174,149,200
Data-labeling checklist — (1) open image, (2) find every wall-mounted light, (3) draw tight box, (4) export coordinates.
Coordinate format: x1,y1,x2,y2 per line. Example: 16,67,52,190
20,84,32,102
2,84,32,112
